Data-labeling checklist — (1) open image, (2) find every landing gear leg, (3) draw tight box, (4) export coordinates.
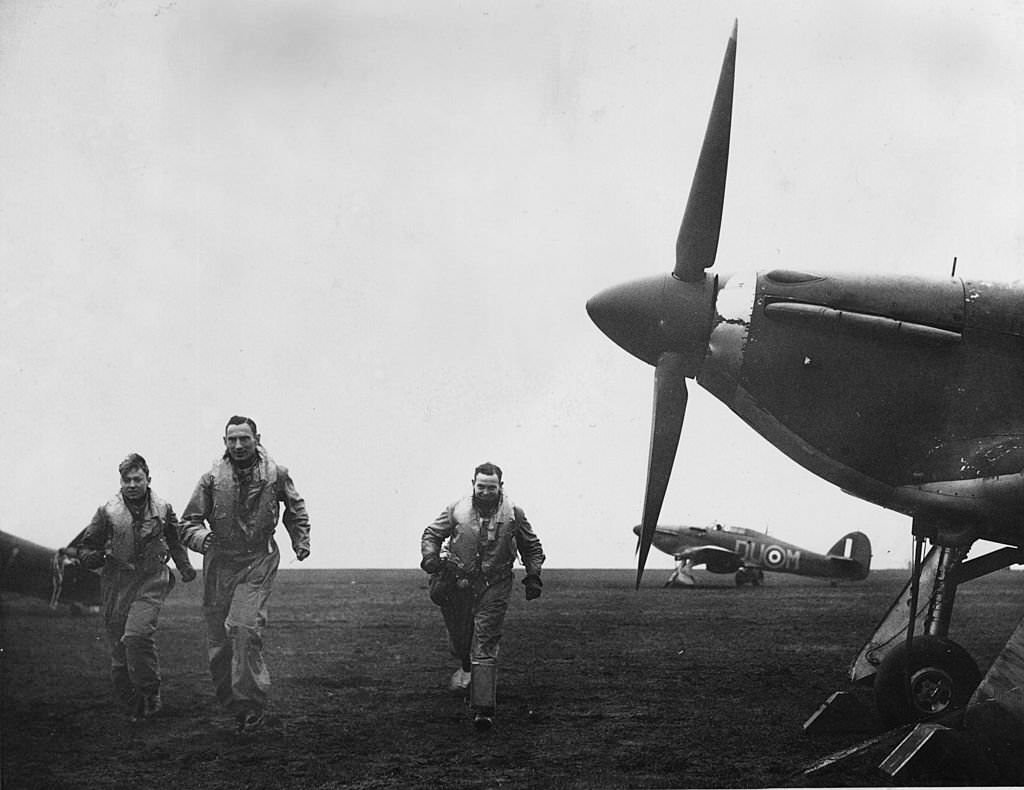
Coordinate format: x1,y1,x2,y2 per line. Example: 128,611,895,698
805,527,983,734
873,534,979,726
801,538,1024,781
665,556,696,587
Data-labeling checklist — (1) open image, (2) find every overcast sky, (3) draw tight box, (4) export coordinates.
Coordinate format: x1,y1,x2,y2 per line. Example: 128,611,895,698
1,1,1020,573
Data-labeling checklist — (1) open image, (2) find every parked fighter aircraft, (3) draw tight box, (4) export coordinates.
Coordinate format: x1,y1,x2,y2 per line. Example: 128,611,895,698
0,529,100,614
636,522,871,586
586,19,1024,757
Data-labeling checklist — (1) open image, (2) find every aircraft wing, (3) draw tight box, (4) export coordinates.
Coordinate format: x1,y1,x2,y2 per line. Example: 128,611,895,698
678,545,745,574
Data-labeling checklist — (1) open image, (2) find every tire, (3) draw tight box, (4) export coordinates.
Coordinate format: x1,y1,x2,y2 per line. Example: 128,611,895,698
874,635,981,727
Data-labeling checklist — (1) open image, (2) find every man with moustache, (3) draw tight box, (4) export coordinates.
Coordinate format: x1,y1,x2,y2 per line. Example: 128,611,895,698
180,415,311,734
64,453,196,720
421,462,545,731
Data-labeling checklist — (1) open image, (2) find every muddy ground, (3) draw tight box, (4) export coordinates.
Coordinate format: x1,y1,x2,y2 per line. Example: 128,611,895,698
2,568,1022,789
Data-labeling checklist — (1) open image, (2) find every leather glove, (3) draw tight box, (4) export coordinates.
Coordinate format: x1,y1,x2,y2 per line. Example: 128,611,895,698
421,555,442,575
523,574,543,600
178,566,197,582
295,547,310,562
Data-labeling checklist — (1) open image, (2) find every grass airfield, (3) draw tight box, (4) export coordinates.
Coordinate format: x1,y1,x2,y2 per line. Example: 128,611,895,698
3,567,1022,788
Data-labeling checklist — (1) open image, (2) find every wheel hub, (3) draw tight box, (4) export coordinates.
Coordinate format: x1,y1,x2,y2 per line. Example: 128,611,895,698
908,666,954,714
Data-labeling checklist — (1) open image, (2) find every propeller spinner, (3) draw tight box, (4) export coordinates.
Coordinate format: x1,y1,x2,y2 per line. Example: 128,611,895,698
586,22,737,588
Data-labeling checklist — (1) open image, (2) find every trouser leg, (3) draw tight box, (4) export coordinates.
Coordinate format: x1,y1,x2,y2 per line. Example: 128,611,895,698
441,587,475,672
226,620,270,714
107,621,134,709
102,574,134,709
471,576,511,663
469,576,512,713
204,556,237,708
205,602,235,707
122,570,170,698
223,550,279,715
123,633,159,696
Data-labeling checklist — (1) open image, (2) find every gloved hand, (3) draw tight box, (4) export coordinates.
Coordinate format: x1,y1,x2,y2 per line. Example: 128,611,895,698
178,566,197,582
523,574,543,600
421,555,442,575
295,547,310,562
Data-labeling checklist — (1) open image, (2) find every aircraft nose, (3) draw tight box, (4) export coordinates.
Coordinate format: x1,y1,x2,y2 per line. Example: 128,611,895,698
587,272,718,373
586,275,673,367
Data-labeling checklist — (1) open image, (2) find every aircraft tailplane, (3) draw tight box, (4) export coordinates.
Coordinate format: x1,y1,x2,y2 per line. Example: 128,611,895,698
826,531,872,579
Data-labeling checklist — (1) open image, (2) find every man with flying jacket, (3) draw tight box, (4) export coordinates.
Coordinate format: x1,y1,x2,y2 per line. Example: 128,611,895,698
421,461,545,731
66,453,196,720
180,415,311,734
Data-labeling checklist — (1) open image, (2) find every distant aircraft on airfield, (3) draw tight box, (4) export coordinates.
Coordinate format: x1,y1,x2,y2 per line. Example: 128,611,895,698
0,529,100,615
636,522,871,587
586,20,1024,779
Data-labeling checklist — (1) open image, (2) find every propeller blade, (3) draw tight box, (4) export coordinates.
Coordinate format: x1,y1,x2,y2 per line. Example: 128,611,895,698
636,352,689,587
674,21,737,282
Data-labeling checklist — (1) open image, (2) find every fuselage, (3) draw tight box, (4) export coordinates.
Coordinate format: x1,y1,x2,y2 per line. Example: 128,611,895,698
644,523,869,579
686,271,1023,547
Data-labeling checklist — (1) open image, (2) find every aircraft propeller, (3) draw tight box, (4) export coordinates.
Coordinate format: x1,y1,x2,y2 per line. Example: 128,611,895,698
586,22,737,588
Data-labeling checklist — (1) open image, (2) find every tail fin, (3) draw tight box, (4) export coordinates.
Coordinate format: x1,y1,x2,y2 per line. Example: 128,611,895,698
826,531,872,580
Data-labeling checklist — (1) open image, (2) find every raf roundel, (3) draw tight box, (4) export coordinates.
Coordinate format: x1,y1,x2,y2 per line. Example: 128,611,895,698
764,546,786,568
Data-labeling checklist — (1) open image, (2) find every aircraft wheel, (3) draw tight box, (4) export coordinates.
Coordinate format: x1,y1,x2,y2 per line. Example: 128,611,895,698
734,570,745,587
874,635,981,727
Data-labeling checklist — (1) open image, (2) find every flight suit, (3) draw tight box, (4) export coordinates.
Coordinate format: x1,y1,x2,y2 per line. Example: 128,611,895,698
421,494,545,710
77,491,193,712
180,449,310,719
